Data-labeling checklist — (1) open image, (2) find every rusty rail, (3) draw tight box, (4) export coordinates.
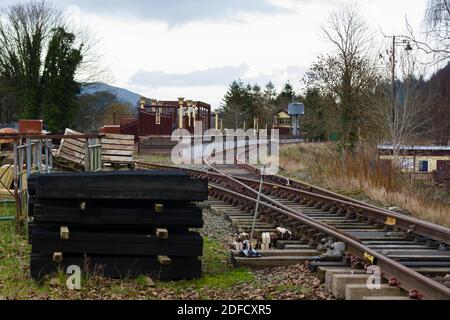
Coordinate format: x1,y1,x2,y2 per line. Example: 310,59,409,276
209,183,450,300
135,155,450,299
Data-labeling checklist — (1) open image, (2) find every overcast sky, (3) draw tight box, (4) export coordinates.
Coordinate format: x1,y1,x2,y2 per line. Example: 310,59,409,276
5,0,429,109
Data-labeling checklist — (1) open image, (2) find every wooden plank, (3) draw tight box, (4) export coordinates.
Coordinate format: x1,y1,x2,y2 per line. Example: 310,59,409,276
101,149,134,156
31,227,203,256
33,171,208,200
31,254,201,281
58,156,84,167
60,145,86,158
102,138,135,146
60,144,85,156
59,148,84,160
59,129,87,151
60,143,85,154
57,151,85,165
33,202,203,227
59,148,85,162
104,133,134,140
230,249,320,257
104,133,135,140
101,154,133,160
63,138,87,149
101,143,134,151
102,155,133,162
233,256,320,267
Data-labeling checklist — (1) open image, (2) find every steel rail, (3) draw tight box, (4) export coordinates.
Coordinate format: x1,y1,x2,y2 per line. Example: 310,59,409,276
202,153,450,299
209,183,450,300
135,151,450,299
135,158,450,244
231,174,450,245
235,146,450,244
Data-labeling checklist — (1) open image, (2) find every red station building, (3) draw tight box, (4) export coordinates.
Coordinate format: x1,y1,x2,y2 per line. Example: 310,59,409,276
104,98,212,138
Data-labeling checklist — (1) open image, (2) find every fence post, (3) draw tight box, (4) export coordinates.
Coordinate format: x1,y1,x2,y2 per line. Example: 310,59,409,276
48,140,53,170
38,140,42,173
13,141,21,231
85,138,90,172
45,139,49,173
26,138,31,178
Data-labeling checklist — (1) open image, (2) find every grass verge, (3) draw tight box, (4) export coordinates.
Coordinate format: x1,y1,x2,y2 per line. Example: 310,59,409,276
279,143,450,227
0,206,253,299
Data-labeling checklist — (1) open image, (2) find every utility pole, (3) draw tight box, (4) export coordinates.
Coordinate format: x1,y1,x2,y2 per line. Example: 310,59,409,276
387,35,413,145
392,35,396,130
85,116,95,132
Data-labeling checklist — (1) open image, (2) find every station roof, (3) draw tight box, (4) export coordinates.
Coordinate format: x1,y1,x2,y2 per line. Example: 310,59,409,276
378,145,450,151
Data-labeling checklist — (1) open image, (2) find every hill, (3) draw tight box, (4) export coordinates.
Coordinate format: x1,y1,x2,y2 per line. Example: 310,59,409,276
80,83,143,107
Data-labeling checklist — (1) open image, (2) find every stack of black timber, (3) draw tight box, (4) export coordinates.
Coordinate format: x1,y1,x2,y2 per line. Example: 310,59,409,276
28,170,208,281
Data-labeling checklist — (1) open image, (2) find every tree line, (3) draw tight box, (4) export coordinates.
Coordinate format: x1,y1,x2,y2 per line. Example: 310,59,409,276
220,2,450,150
0,1,124,133
218,80,297,130
0,1,85,132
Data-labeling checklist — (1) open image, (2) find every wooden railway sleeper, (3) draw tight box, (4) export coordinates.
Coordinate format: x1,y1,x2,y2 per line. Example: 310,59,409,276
329,205,338,213
298,225,310,234
305,228,318,238
310,232,327,246
374,221,385,228
314,202,323,209
299,198,308,205
424,239,440,248
300,232,312,242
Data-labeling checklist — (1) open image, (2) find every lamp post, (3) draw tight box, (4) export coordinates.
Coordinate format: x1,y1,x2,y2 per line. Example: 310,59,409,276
85,116,95,132
192,102,197,129
186,100,192,127
387,35,413,129
178,97,184,129
215,112,219,130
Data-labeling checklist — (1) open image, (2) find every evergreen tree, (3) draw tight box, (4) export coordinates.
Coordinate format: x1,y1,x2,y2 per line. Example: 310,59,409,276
219,80,247,129
275,82,296,109
41,27,83,132
264,82,277,101
303,88,327,140
0,1,93,129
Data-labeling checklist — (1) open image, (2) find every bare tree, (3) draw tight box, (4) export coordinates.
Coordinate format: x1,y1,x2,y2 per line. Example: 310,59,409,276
74,91,117,132
375,51,436,162
426,0,450,56
402,0,449,64
306,5,381,148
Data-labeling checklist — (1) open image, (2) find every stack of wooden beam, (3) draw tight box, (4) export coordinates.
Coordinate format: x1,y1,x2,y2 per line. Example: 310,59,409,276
28,170,207,281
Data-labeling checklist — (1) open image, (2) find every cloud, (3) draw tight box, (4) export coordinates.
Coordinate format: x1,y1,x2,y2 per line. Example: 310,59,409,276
129,64,307,89
66,0,288,25
129,64,250,88
286,65,307,75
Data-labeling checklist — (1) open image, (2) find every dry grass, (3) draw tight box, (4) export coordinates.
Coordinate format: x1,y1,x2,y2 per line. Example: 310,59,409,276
280,143,450,227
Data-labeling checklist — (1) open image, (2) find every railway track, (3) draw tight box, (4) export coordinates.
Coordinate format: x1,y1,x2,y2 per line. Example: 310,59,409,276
135,146,450,300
